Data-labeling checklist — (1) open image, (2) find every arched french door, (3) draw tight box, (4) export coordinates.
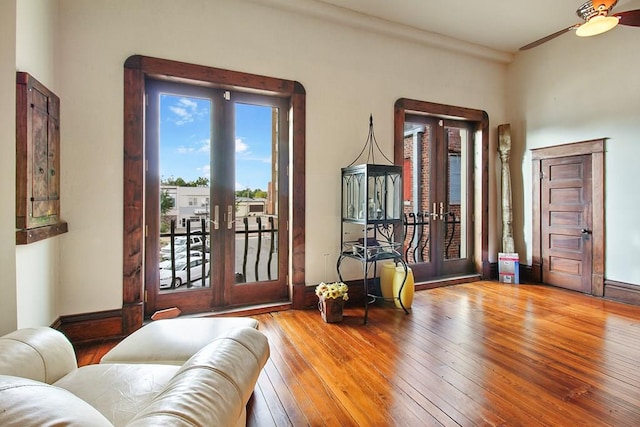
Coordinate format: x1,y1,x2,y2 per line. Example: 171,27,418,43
145,80,290,315
394,99,489,284
401,116,473,277
122,55,306,330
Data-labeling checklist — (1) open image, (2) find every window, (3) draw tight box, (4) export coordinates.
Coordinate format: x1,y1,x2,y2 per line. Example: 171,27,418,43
448,153,461,204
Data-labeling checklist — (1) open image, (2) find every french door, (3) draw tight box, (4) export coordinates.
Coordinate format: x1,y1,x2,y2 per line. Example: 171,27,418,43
144,80,289,315
402,115,474,280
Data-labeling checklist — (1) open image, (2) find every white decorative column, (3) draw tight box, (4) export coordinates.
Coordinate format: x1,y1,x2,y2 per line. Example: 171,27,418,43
498,124,515,253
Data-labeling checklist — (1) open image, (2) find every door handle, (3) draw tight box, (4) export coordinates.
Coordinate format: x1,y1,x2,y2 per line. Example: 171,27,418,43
439,202,444,221
225,205,244,229
430,203,438,221
210,205,219,230
580,228,592,235
227,205,234,229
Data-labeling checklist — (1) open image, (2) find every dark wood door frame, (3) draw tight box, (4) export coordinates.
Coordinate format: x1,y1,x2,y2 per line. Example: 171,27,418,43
122,55,306,334
394,98,490,280
531,139,605,295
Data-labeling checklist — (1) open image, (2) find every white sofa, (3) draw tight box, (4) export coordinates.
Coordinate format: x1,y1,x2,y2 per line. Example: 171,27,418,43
0,319,269,426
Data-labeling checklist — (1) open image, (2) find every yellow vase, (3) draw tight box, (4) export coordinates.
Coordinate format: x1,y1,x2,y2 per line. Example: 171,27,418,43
380,262,396,299
392,266,414,309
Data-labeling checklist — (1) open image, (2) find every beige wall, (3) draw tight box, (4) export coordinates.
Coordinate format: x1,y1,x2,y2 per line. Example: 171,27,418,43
14,0,61,330
508,27,640,285
3,0,507,327
53,0,505,315
0,0,18,335
0,0,62,334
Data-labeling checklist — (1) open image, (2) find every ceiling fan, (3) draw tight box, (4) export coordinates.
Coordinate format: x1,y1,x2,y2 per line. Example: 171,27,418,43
519,0,640,50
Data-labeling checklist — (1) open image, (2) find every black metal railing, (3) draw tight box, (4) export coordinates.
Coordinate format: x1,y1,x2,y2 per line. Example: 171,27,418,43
159,216,278,290
403,212,430,263
443,211,461,259
403,211,460,263
237,216,278,283
160,219,209,290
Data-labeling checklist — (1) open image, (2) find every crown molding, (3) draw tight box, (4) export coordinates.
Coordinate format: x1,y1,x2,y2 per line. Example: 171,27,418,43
244,0,513,64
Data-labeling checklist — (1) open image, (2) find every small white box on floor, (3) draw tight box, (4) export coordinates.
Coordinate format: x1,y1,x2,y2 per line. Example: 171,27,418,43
498,253,519,284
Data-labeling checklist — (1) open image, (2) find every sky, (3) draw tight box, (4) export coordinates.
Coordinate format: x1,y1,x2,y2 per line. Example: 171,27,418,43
158,93,274,191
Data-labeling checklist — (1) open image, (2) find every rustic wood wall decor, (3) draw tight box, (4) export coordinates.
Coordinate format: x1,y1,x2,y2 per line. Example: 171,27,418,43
16,72,68,244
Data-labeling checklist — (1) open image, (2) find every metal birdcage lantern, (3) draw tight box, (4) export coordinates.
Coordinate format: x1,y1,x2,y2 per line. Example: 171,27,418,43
337,115,409,324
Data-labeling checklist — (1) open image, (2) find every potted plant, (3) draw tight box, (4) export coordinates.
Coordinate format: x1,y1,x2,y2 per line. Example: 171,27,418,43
315,282,349,323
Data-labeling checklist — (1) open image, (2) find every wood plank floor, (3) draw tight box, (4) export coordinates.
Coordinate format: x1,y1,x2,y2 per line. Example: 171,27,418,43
247,281,640,426
76,281,640,426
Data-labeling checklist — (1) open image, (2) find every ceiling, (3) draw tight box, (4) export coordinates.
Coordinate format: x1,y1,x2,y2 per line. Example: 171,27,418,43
312,0,638,54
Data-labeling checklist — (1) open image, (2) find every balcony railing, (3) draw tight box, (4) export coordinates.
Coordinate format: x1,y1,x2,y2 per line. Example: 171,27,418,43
236,216,278,283
403,211,460,263
159,216,278,290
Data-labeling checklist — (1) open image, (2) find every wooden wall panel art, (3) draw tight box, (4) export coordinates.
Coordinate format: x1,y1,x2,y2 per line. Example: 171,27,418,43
16,72,68,244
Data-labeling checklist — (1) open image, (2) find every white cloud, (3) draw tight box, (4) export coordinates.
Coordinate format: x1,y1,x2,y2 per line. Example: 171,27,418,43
236,138,249,153
173,139,208,155
179,98,197,109
197,164,210,177
242,155,272,163
176,145,195,154
169,97,207,125
169,106,192,125
235,181,246,191
234,136,269,163
199,138,210,153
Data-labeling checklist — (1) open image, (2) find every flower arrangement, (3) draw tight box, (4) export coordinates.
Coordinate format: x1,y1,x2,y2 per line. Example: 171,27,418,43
315,281,349,301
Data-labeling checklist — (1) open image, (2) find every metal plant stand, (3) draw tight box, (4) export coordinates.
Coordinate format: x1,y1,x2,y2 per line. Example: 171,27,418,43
336,232,409,324
337,115,409,324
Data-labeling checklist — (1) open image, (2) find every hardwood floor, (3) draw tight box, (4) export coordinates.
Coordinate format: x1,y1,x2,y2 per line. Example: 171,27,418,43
75,338,120,366
247,281,640,426
76,281,640,426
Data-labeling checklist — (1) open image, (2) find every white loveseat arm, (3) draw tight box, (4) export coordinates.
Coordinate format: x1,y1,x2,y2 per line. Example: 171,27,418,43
0,375,113,427
0,327,77,384
127,327,270,426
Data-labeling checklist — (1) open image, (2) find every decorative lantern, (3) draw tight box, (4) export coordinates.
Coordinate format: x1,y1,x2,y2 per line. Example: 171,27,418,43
337,115,409,324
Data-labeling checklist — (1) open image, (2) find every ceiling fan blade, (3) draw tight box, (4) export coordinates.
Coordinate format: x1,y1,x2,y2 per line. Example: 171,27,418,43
615,9,640,26
519,26,577,51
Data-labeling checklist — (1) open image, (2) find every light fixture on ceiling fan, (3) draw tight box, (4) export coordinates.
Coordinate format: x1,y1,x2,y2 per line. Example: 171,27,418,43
519,0,640,50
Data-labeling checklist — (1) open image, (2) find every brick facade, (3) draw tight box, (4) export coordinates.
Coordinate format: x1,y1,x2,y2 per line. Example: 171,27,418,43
403,126,463,263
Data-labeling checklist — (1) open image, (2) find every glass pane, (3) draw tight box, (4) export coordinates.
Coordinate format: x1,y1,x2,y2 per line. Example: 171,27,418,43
342,171,365,220
402,121,432,264
233,103,279,283
444,126,467,260
367,168,401,221
158,93,212,291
